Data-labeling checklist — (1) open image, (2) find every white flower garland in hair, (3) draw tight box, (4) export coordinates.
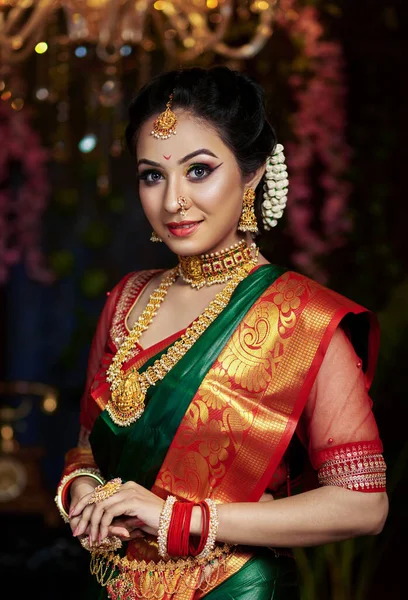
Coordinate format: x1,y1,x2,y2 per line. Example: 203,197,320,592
262,143,289,230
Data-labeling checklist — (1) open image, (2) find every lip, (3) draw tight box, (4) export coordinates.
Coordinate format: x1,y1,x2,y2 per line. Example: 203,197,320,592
166,220,203,237
166,220,201,227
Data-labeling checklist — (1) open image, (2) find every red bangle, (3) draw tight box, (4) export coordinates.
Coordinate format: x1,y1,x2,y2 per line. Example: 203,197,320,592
168,501,194,557
168,499,213,558
180,502,194,557
167,501,184,556
189,500,210,557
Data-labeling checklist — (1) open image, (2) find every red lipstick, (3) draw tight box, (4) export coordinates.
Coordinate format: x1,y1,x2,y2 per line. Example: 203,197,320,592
166,220,202,237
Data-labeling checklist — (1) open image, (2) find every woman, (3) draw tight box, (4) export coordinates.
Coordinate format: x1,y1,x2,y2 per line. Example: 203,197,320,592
55,66,388,600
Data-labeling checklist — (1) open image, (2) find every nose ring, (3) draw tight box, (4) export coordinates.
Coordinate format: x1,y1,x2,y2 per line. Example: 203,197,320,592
177,196,188,218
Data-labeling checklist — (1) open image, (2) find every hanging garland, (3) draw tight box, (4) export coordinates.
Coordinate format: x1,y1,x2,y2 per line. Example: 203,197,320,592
0,100,54,285
276,0,352,282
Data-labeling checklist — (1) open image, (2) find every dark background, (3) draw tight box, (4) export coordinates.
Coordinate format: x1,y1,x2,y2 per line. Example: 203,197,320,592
0,1,406,598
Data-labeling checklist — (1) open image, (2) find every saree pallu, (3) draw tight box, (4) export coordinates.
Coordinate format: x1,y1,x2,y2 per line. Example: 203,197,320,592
85,265,378,600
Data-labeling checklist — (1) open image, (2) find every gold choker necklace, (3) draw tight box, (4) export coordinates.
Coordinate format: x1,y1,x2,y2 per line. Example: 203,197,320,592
178,240,258,289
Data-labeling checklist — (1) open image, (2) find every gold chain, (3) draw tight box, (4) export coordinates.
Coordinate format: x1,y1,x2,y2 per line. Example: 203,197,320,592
90,543,233,597
106,252,258,427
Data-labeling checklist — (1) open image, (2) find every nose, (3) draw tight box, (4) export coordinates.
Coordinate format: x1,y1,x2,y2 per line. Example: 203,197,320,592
162,178,183,214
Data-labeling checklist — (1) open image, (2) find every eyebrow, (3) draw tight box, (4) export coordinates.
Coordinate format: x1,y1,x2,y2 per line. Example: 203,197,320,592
137,148,219,168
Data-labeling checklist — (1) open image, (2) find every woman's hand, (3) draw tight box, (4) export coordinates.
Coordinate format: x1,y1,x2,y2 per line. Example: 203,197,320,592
68,476,101,537
107,516,147,541
69,480,165,545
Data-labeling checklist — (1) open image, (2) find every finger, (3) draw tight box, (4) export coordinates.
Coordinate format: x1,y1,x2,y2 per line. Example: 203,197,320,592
108,525,131,538
73,505,94,538
98,499,138,543
108,525,145,540
90,498,128,544
87,490,130,544
69,515,81,534
69,491,95,519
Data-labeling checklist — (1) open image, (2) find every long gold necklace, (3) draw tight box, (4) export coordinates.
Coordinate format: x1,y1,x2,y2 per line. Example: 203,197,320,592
106,250,258,427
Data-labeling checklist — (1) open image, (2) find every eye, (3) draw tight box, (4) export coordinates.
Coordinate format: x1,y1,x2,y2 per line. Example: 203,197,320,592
187,164,213,181
138,170,164,185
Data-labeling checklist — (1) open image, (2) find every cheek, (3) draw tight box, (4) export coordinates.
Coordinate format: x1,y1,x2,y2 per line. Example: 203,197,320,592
193,171,242,211
139,185,161,216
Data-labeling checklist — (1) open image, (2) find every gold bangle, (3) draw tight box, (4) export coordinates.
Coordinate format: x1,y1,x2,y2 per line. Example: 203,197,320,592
54,468,105,523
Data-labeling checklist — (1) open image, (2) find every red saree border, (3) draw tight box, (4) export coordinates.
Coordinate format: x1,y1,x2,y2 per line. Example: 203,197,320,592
250,284,379,501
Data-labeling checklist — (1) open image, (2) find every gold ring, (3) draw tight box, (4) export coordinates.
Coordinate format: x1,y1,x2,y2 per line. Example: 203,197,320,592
87,477,122,505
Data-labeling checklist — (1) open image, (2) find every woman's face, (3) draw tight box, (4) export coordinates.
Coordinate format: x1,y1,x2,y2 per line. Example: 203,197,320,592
136,111,255,256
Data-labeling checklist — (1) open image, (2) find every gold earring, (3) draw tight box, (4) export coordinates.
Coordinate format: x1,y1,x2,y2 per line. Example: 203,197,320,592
238,188,258,233
150,231,163,242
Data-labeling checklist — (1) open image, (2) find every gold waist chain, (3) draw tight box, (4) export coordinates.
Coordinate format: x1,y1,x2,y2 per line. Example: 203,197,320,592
90,543,234,600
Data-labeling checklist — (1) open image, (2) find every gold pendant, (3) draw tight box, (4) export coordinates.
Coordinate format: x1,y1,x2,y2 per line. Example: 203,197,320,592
108,370,146,426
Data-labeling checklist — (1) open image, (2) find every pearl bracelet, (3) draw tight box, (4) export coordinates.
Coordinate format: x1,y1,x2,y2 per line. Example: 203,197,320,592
157,495,177,558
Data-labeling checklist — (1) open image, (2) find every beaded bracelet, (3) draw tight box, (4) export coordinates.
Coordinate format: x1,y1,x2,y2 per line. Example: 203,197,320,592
157,495,177,558
54,468,105,523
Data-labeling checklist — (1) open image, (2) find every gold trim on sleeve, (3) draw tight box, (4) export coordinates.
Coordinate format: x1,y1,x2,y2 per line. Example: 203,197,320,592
318,446,386,492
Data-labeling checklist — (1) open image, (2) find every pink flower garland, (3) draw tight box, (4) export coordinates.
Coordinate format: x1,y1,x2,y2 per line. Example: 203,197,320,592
276,1,352,281
0,100,54,285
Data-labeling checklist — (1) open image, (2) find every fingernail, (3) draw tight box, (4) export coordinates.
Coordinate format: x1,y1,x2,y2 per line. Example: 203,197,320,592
73,527,79,536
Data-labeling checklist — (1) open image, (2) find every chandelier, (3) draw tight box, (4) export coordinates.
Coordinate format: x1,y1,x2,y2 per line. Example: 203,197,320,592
0,0,277,64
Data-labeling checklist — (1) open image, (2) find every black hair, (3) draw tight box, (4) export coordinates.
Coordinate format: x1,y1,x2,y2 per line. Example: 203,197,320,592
125,66,277,236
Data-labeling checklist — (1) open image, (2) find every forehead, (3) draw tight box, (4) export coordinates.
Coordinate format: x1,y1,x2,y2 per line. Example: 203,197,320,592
136,111,233,161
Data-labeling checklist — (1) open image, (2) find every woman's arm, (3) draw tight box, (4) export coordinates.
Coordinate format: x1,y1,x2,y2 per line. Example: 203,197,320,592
191,487,388,548
190,324,389,548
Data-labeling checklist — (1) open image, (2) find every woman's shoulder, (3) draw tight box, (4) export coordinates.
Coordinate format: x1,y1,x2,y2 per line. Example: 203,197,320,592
269,267,371,314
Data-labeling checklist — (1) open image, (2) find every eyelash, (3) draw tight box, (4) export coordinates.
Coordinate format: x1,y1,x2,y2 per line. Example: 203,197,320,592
138,164,214,186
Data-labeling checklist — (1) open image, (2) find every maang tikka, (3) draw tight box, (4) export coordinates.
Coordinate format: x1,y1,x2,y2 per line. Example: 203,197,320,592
151,93,178,140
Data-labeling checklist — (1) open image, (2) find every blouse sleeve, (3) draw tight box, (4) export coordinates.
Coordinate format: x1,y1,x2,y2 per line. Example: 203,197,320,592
79,280,124,433
58,278,126,480
297,325,387,493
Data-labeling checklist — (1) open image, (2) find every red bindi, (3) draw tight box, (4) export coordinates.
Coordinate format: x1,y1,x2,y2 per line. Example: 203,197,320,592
163,155,171,160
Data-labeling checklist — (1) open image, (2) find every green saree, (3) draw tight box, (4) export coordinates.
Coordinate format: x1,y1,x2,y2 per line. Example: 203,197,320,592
76,261,377,599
